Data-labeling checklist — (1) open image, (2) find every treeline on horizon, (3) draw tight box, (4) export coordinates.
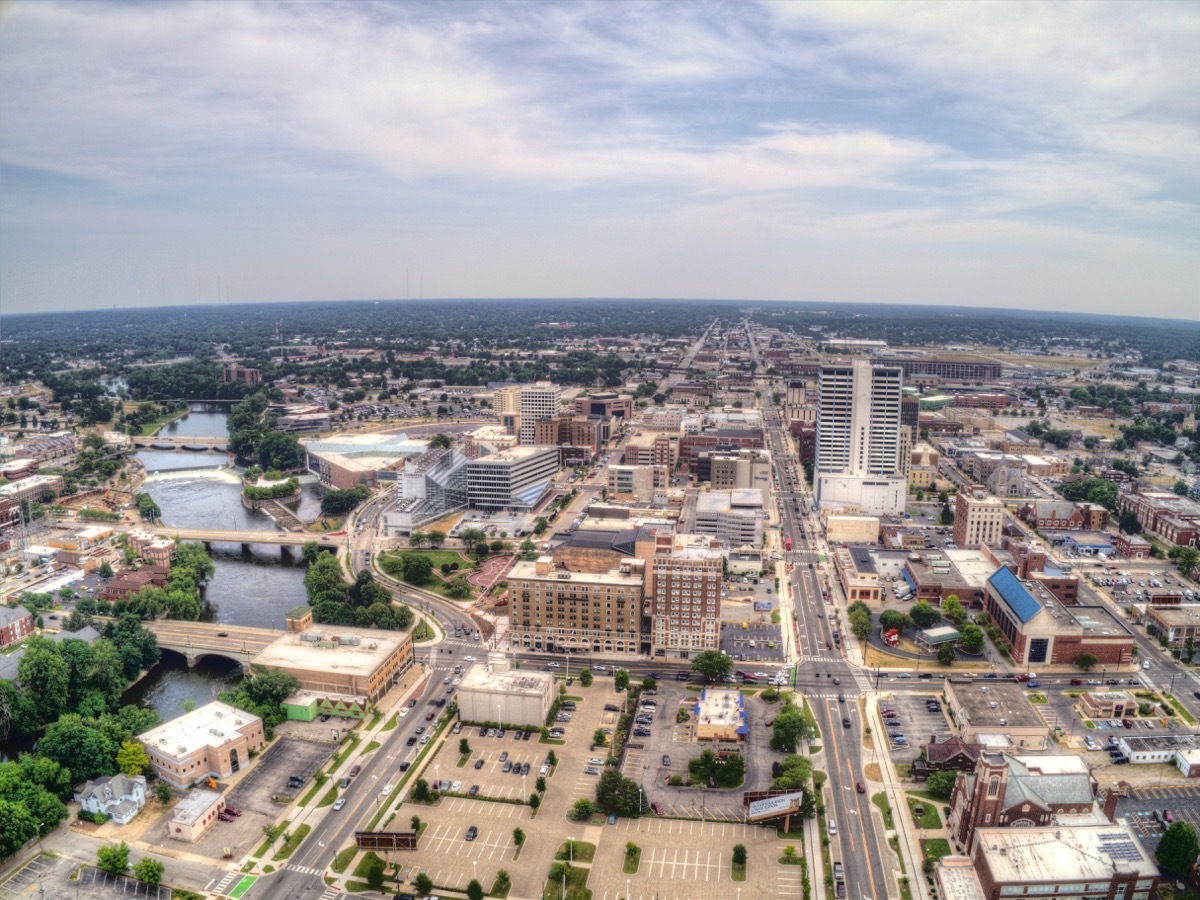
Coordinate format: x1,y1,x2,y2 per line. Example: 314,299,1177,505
2,298,1197,380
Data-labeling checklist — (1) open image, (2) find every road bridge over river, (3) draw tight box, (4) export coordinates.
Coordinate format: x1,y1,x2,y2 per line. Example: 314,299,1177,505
143,620,282,669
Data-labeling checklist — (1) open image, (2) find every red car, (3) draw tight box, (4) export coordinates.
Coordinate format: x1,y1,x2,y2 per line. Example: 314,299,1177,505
856,782,866,794
225,807,242,817
425,712,435,721
651,802,665,816
218,811,236,822
349,765,362,777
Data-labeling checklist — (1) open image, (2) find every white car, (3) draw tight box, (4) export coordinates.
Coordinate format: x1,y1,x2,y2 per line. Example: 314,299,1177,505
399,708,409,717
382,784,394,796
464,656,476,662
451,781,463,792
588,757,605,765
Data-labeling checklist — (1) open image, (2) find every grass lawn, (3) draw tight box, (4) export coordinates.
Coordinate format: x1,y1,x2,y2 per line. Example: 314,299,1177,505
906,796,942,829
298,775,328,807
888,835,906,875
253,821,289,858
382,712,399,731
352,851,389,879
1164,693,1197,725
541,865,591,900
273,824,311,861
384,549,473,570
363,740,381,754
326,733,361,774
731,864,747,883
1028,693,1048,704
623,846,641,874
872,792,894,829
921,838,952,862
331,844,357,874
556,841,596,863
318,784,339,808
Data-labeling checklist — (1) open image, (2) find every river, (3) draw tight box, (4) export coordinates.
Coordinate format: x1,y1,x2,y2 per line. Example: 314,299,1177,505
126,409,320,721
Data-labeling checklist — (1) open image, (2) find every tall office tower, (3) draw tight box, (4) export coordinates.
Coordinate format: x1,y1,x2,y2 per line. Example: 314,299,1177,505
815,360,906,515
493,385,522,436
518,382,562,445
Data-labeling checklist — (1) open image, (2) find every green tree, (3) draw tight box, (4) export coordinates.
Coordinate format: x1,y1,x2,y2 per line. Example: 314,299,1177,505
691,649,733,683
116,741,149,777
96,841,130,875
959,624,985,654
925,770,958,799
578,669,594,687
1156,821,1200,878
411,779,430,802
466,880,484,900
529,792,541,810
1075,652,1098,671
430,433,453,450
364,855,386,889
1174,480,1191,497
427,529,446,548
408,530,429,549
97,560,114,579
941,595,966,626
132,857,164,886
1118,511,1142,534
910,601,941,630
513,827,525,848
939,502,954,526
536,776,546,792
771,704,818,753
36,716,117,784
155,782,172,803
593,728,609,747
300,541,322,565
936,643,956,666
849,609,871,641
459,738,471,757
410,814,421,832
732,843,747,867
414,871,435,897
400,554,434,585
444,576,473,598
1176,546,1199,578
879,609,911,633
17,636,70,724
614,669,630,690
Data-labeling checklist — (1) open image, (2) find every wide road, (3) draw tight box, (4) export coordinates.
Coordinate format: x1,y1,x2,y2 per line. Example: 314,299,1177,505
264,659,457,899
757,350,892,898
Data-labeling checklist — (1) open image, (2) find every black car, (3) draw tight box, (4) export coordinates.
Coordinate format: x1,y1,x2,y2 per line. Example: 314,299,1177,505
522,731,532,741
479,726,488,737
842,717,851,728
465,826,478,841
521,762,531,776
406,737,417,746
474,759,484,769
676,672,689,681
398,762,411,772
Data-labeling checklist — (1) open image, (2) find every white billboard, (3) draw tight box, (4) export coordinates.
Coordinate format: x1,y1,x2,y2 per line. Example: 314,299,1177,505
747,791,803,822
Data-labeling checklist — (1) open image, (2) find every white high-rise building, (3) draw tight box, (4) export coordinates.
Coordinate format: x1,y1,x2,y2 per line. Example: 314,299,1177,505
815,360,906,515
518,382,562,445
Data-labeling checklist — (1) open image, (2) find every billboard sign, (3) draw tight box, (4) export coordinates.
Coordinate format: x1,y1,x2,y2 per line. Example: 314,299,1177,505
747,791,803,822
754,601,773,612
355,831,417,851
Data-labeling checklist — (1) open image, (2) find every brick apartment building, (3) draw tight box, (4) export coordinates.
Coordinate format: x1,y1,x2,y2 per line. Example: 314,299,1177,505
0,605,34,648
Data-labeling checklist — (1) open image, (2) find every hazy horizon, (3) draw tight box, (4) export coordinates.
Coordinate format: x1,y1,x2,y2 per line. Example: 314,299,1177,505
2,2,1197,319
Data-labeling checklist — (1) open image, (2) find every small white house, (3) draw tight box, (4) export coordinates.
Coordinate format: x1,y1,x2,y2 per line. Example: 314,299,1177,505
74,774,147,825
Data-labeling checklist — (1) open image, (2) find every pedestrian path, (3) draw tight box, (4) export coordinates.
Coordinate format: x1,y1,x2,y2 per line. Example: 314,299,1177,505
287,864,324,876
212,871,239,894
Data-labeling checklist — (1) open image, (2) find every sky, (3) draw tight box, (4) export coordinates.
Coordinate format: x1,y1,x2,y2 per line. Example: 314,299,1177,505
1,1,1197,319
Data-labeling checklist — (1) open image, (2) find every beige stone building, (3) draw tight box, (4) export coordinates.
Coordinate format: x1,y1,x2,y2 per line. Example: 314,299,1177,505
166,788,226,842
140,702,266,789
250,627,415,703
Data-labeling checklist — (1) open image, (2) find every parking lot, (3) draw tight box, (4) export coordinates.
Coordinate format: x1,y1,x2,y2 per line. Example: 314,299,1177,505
450,727,554,801
1120,783,1200,853
177,736,334,859
589,816,783,900
876,690,952,763
0,858,171,900
720,620,786,664
625,680,776,821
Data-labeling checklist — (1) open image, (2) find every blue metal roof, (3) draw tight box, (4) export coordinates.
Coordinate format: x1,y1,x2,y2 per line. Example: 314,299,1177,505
988,566,1042,623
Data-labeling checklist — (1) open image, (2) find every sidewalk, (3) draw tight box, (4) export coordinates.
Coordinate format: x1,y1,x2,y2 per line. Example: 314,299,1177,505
863,691,929,900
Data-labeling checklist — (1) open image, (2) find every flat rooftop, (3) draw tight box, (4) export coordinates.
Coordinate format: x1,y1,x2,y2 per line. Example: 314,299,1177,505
252,627,411,677
170,788,222,826
507,558,644,587
695,688,746,731
459,666,552,697
140,701,260,757
946,681,1044,730
1121,734,1200,753
974,824,1157,883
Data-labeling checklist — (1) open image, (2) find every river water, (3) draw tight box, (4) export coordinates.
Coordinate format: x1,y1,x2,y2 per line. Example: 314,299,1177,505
123,409,321,719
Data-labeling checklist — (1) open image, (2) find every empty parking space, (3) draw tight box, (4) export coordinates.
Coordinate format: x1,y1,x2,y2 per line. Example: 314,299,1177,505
1,860,172,900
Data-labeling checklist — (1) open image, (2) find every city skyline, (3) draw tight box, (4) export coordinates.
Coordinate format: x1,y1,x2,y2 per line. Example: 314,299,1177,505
1,1,1197,318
